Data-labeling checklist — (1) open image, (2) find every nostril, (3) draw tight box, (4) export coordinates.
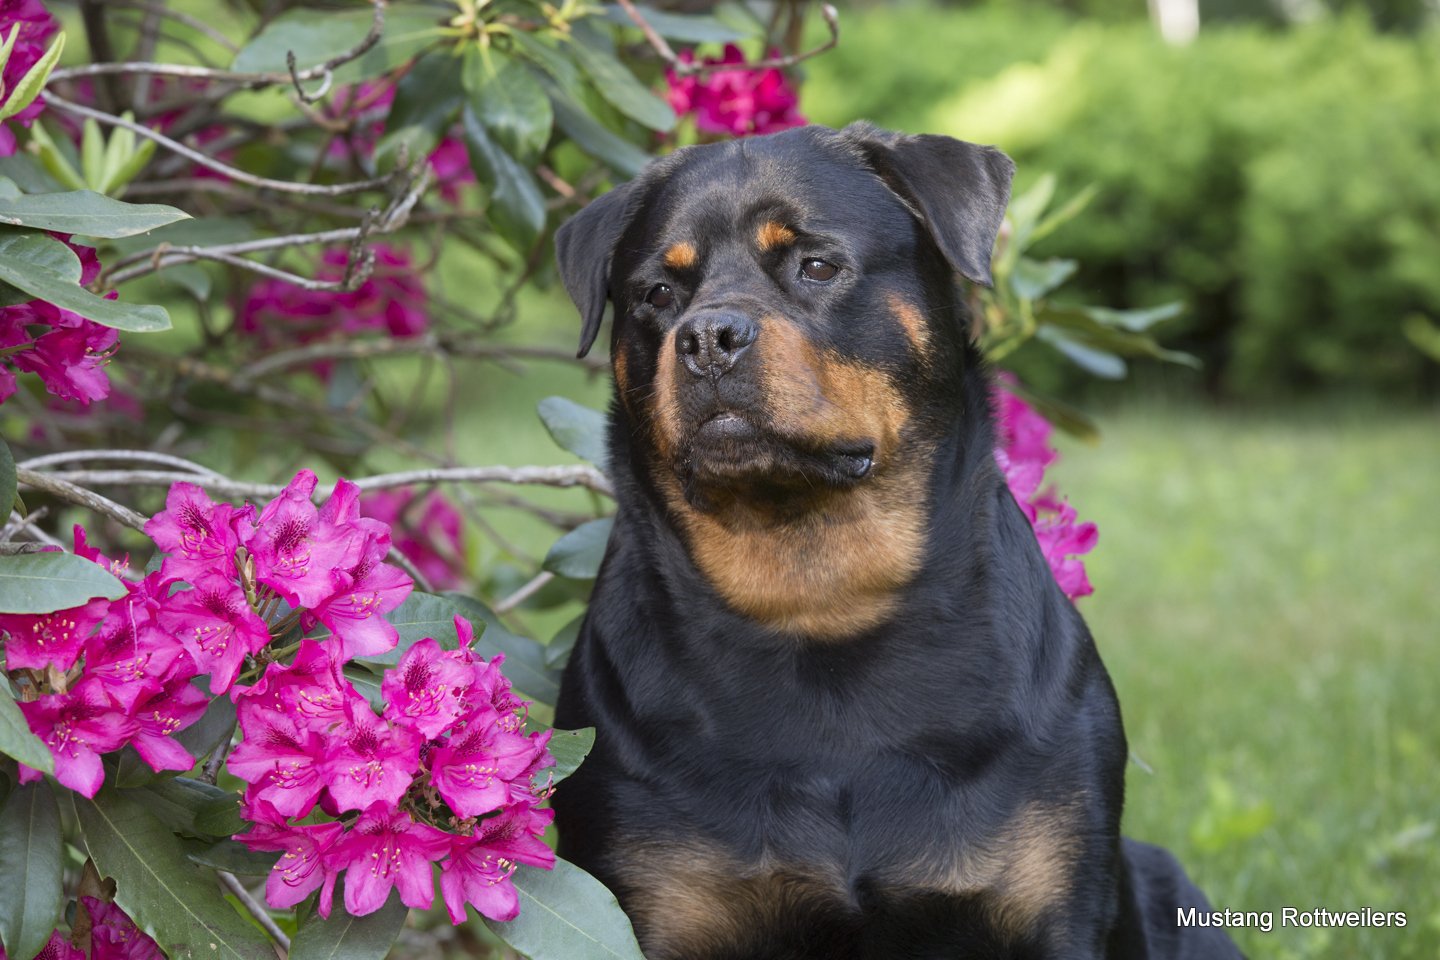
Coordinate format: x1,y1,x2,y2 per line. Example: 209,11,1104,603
678,331,700,356
716,319,758,355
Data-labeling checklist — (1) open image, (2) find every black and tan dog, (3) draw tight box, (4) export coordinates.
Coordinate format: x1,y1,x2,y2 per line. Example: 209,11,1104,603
551,123,1241,960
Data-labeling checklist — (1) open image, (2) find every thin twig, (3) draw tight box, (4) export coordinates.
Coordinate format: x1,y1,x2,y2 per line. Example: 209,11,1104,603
217,871,291,951
108,0,239,52
494,571,554,614
2,507,56,544
16,469,150,532
387,545,435,595
234,333,609,382
623,0,840,77
42,91,399,197
32,465,614,499
18,450,223,477
200,718,236,785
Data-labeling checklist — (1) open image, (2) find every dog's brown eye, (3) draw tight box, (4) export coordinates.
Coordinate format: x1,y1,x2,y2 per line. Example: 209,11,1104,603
647,284,674,309
800,259,838,282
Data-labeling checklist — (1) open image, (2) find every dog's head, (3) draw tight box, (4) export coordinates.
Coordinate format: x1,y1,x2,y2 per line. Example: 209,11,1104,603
556,123,1013,636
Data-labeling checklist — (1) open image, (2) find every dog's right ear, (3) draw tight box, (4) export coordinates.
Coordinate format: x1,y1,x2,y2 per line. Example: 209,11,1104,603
555,179,642,358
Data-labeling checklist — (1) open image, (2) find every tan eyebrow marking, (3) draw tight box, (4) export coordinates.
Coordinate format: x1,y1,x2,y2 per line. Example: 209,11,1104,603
662,242,698,269
756,221,797,252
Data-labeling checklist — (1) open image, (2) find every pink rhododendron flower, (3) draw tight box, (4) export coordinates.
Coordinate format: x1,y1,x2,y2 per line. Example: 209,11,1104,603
0,0,58,155
241,470,355,609
324,805,453,916
665,45,806,138
991,375,1097,600
322,702,422,813
307,531,412,659
0,597,109,672
144,481,247,581
4,929,86,960
127,672,208,772
381,636,472,738
238,820,345,911
440,802,556,923
82,896,165,960
235,638,351,730
361,488,467,591
17,678,137,797
429,705,549,819
158,573,270,694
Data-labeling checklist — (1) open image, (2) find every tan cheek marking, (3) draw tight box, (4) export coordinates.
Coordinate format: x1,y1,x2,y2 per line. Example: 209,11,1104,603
650,328,682,462
613,349,631,410
889,293,930,351
756,221,797,252
613,841,844,960
667,317,925,639
662,242,697,270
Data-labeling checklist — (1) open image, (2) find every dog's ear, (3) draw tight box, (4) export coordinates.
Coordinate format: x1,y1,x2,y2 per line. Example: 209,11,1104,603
843,123,1014,286
555,179,642,358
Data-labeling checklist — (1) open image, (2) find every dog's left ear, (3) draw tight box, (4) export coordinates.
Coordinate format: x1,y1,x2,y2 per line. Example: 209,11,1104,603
843,124,1014,286
555,179,643,358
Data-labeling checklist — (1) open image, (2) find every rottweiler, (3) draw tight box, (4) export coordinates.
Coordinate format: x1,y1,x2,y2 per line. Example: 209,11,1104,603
551,122,1242,960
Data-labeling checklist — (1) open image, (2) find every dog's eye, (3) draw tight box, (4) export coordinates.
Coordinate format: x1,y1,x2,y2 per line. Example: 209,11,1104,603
646,284,674,309
800,259,838,282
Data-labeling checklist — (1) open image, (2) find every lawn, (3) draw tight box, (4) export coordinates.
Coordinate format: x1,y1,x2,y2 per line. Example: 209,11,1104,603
1049,401,1440,958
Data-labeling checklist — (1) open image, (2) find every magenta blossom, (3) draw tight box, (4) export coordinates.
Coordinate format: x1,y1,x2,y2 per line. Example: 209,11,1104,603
240,470,355,609
361,487,467,591
127,672,208,773
665,44,806,138
5,929,86,960
227,703,331,819
17,678,137,797
158,573,270,694
307,531,412,659
0,596,109,672
144,481,247,581
440,802,556,923
238,820,345,912
429,707,549,819
381,636,472,739
324,805,452,916
0,0,58,155
991,375,1097,600
321,701,422,813
82,896,166,960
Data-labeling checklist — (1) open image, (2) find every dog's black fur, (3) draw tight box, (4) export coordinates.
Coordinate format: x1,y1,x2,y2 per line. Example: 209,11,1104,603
551,123,1241,960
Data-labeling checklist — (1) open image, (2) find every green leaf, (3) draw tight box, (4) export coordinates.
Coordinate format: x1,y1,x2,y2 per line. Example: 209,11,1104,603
0,32,63,124
0,253,171,331
0,552,127,614
537,396,609,470
485,857,646,960
1403,313,1440,363
25,123,86,192
463,48,553,164
462,105,545,253
0,780,62,960
343,665,384,712
568,24,675,133
1042,305,1199,367
174,691,235,765
1004,173,1056,255
0,230,83,294
71,788,278,960
0,156,59,194
1036,326,1126,380
347,591,478,669
194,793,244,839
0,436,15,519
1010,256,1077,302
184,839,280,878
231,9,444,84
543,518,614,580
598,5,751,43
548,86,650,178
80,119,106,192
439,593,561,706
999,376,1100,444
0,24,20,80
543,727,595,788
0,191,189,237
0,685,52,774
288,885,407,960
509,31,586,97
546,614,583,670
375,52,464,173
1028,182,1099,247
1075,301,1186,333
132,777,238,838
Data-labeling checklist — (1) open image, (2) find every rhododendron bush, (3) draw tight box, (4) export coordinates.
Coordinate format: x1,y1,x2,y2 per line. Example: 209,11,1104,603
0,1,1192,957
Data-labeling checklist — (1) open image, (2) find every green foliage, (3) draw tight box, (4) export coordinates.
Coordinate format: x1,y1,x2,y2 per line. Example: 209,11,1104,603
0,780,63,960
0,683,53,774
288,888,409,960
0,552,127,614
814,5,1440,397
485,857,646,959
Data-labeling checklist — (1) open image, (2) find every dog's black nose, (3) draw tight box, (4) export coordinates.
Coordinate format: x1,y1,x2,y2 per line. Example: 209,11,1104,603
676,312,758,378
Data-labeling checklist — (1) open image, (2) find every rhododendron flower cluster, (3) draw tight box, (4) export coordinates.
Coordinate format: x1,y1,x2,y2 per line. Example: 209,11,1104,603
361,487,468,591
230,616,555,923
992,376,1098,599
665,44,806,137
0,0,57,155
238,244,429,376
0,241,119,407
0,898,163,960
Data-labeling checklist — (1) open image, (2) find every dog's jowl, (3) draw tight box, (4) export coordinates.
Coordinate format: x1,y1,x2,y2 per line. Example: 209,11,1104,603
552,123,1241,960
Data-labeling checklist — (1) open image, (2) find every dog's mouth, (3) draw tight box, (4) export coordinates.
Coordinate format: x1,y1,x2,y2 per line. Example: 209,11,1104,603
677,411,876,493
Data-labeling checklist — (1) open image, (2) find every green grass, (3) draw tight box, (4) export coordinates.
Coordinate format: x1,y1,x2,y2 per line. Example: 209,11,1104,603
1048,402,1440,958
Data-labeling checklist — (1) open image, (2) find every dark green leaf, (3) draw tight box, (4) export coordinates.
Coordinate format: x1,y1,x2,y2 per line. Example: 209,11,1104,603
0,191,188,237
537,396,610,470
0,155,60,194
0,552,128,614
195,794,245,838
1042,306,1198,367
231,9,444,84
0,780,62,960
184,840,280,878
71,788,277,960
543,727,594,789
132,777,237,838
0,685,52,774
0,436,14,519
0,230,82,288
439,593,560,706
543,518,614,580
546,614,583,670
598,4,750,42
1004,173,1056,255
485,857,645,960
174,688,236,764
0,255,170,332
509,31,585,96
347,591,478,669
111,746,169,789
288,885,407,960
1075,301,1186,333
548,86,650,178
375,53,464,173
568,24,675,133
1037,326,1127,379
343,665,384,712
999,377,1100,444
463,48,553,164
462,106,545,253
1010,257,1077,301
